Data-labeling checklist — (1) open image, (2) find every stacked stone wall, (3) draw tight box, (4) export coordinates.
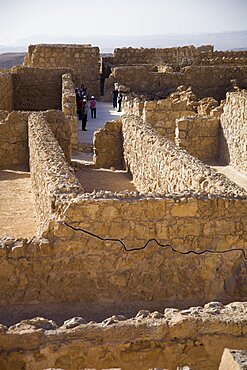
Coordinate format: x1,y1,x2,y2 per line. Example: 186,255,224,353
12,66,69,111
0,193,246,320
113,45,214,66
195,50,247,66
176,116,220,162
0,73,13,111
142,88,196,141
0,111,29,167
220,91,247,175
24,44,100,97
106,65,247,101
61,73,77,149
28,112,82,234
122,114,246,196
93,120,124,169
0,303,246,370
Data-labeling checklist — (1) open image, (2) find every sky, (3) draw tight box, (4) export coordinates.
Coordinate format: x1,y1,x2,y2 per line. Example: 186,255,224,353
0,0,246,46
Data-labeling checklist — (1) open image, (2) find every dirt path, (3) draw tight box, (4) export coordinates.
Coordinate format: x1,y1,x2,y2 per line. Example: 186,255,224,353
74,166,136,193
0,166,37,239
210,164,247,191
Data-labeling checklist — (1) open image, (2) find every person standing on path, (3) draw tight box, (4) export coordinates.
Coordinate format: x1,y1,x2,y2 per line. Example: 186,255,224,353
81,99,88,131
117,91,123,112
112,88,118,108
90,96,97,118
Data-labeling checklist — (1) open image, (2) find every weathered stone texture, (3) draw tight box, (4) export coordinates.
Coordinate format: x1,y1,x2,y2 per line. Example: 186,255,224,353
0,111,29,166
106,65,247,101
28,112,82,234
219,348,247,370
113,45,214,66
61,72,77,148
122,114,246,196
0,73,13,111
142,87,196,141
220,91,247,175
0,303,246,370
176,115,220,162
12,66,69,111
24,44,100,97
93,120,124,169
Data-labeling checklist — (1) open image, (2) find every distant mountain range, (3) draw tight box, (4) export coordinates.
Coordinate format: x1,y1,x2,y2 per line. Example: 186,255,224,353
0,30,247,54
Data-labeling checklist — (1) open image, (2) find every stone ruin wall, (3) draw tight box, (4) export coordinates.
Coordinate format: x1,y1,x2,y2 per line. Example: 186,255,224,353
0,72,13,111
0,303,246,370
0,111,29,167
105,65,247,101
61,73,78,148
28,111,81,234
24,44,101,97
1,109,246,318
123,87,197,142
122,114,245,196
93,120,124,169
194,50,247,66
12,66,69,111
220,90,247,175
176,115,220,162
112,45,214,66
0,109,71,169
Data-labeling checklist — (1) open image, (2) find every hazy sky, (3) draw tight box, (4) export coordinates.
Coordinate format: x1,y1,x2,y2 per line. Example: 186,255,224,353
0,0,246,45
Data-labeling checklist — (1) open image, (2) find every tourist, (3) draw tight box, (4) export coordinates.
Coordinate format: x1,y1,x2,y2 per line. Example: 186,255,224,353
90,96,97,118
81,99,88,131
112,88,118,109
117,91,123,112
81,84,88,99
75,88,83,120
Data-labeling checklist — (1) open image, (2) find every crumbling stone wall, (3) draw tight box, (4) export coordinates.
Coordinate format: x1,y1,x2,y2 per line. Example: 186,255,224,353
24,44,100,97
28,112,82,234
142,87,196,141
176,115,220,162
105,65,247,101
122,114,245,195
220,91,247,175
112,45,214,66
0,73,13,111
0,111,29,166
61,73,77,149
93,120,124,169
0,303,246,370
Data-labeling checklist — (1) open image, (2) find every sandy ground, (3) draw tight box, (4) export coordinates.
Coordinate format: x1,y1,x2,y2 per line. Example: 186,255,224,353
74,165,136,193
0,166,37,239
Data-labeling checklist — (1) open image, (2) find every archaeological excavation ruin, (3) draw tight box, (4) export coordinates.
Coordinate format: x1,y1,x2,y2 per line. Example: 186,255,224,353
0,43,246,369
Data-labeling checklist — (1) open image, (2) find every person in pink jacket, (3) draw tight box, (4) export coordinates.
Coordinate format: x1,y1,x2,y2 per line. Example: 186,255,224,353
90,96,97,118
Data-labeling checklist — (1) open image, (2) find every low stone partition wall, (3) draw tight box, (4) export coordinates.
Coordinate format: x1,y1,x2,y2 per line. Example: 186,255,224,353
0,111,29,167
220,91,247,175
176,115,220,162
122,114,246,196
61,72,77,149
0,72,13,111
142,87,196,141
93,120,124,169
0,302,246,370
28,112,82,235
24,44,100,97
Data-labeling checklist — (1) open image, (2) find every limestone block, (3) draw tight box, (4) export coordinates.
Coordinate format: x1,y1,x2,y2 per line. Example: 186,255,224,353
219,348,247,370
